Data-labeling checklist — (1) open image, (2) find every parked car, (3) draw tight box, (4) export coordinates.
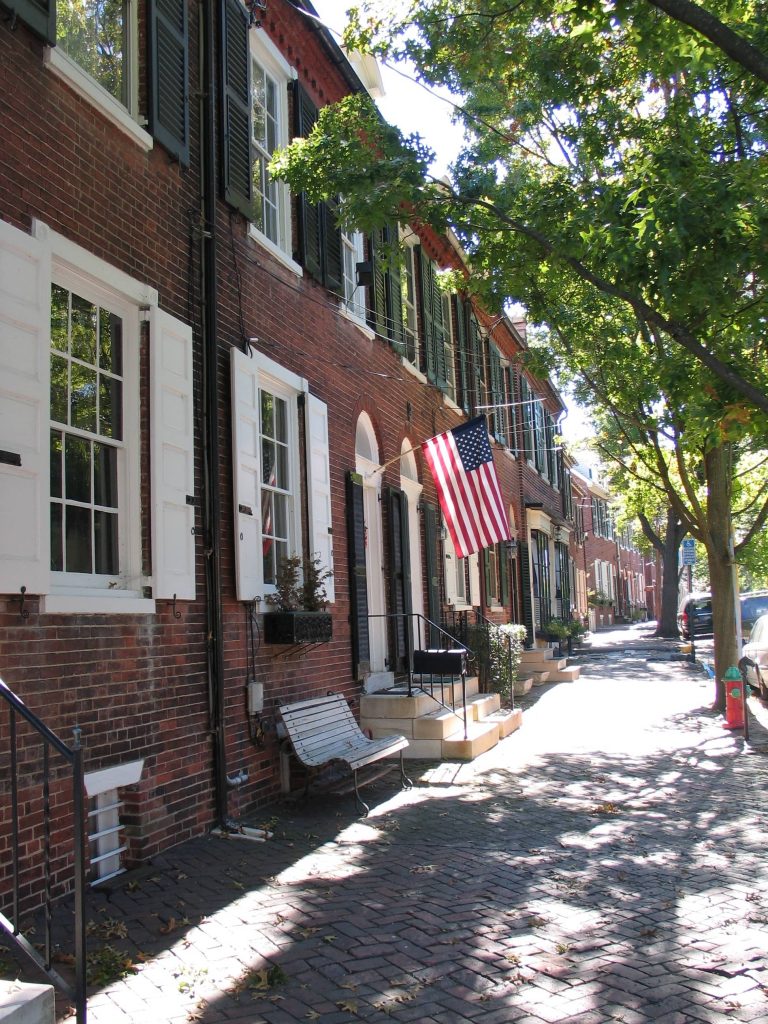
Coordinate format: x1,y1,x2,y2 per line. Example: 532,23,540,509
741,613,768,700
678,593,713,639
678,590,768,640
740,591,768,635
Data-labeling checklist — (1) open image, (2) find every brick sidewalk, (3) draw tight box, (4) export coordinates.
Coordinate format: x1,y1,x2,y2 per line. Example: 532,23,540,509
3,645,768,1024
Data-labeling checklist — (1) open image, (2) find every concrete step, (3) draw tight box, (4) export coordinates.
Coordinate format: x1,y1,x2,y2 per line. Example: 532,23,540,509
465,692,501,720
441,719,501,760
485,707,523,738
532,670,550,686
547,666,581,682
514,676,534,696
412,674,480,704
412,706,467,740
519,648,556,666
360,690,435,721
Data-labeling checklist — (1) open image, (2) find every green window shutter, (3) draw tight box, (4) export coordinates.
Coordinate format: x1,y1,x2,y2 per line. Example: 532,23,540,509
293,82,324,282
418,247,437,383
387,487,412,672
323,199,343,296
508,366,519,455
423,501,441,647
468,311,482,416
7,0,55,44
347,471,370,680
534,400,546,473
519,541,534,647
369,227,388,336
388,240,406,352
148,0,189,165
489,343,506,444
482,548,492,603
221,0,252,217
454,296,470,413
500,542,510,608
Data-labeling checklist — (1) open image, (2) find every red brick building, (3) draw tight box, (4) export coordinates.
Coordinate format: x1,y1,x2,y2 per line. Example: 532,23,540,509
0,0,583,918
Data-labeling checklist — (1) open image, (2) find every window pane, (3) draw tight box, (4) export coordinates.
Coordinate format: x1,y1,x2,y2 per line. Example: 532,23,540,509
94,510,118,574
274,395,287,442
51,355,69,424
65,435,92,503
51,503,63,571
70,363,97,431
70,293,97,364
50,431,63,498
99,376,123,439
275,443,288,490
94,444,118,508
65,505,92,573
51,286,69,352
273,493,287,539
262,439,277,487
56,0,127,105
99,308,122,374
261,391,274,439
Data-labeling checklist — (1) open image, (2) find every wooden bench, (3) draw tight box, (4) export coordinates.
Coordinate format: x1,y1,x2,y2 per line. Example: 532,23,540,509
279,693,412,815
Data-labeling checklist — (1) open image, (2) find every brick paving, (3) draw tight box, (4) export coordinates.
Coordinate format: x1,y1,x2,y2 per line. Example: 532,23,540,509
3,623,768,1023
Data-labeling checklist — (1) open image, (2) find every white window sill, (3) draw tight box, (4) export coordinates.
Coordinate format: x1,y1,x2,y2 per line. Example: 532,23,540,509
401,358,427,384
338,303,374,338
247,226,303,277
41,594,156,615
503,448,518,462
44,48,153,153
442,395,462,416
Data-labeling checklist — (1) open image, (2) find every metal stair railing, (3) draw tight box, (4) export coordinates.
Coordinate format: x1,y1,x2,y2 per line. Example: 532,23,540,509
0,677,87,1024
367,612,475,739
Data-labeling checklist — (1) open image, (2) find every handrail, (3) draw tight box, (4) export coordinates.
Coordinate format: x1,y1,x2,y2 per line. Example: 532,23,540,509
0,678,87,1024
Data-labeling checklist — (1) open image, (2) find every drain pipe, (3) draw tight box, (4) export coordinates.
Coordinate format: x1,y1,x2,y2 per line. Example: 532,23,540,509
199,0,228,828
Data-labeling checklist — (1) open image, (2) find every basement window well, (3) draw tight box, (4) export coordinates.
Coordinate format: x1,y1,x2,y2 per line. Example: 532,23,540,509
84,758,144,885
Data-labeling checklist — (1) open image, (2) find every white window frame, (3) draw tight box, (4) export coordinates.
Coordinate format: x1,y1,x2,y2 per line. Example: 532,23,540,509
249,30,293,263
41,226,154,613
231,348,333,604
341,229,366,323
44,0,152,152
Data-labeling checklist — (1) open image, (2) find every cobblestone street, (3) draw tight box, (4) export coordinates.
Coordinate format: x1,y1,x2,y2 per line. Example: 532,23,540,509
4,625,768,1024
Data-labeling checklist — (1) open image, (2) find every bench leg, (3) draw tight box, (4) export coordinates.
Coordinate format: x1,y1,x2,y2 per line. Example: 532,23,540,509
399,749,413,791
352,768,370,816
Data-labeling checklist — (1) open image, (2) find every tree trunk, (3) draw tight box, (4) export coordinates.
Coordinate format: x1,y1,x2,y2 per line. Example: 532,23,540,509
704,444,739,712
657,508,686,637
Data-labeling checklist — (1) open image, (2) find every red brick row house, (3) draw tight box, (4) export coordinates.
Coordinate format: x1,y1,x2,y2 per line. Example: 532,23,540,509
0,0,585,921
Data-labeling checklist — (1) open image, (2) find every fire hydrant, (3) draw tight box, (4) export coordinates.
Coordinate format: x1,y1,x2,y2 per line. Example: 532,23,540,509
723,665,745,730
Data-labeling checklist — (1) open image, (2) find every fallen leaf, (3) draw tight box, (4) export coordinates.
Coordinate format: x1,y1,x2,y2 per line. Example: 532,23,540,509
336,999,358,1012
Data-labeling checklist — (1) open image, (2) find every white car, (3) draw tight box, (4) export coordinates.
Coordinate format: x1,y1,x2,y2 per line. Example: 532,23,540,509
741,613,768,700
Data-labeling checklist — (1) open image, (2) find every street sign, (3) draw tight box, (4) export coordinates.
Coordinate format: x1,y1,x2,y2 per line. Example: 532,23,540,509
681,538,696,565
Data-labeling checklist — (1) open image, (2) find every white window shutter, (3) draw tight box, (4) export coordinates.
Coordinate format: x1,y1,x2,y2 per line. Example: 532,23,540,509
231,347,262,601
0,220,51,595
443,522,458,606
150,308,196,600
468,552,481,607
305,394,334,603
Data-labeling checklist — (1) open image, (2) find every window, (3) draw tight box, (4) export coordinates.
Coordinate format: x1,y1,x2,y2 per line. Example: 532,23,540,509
487,343,506,444
50,284,124,579
84,758,143,885
250,38,291,254
369,224,405,351
231,348,334,602
342,230,366,321
441,293,456,402
56,0,131,106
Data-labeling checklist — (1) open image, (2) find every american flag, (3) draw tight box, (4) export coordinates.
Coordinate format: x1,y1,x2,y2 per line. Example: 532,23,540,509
422,416,511,558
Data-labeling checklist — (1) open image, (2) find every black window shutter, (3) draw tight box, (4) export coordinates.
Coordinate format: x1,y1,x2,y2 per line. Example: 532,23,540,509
387,242,405,353
482,548,491,604
148,0,189,165
387,487,412,672
347,471,370,680
8,0,55,44
369,227,388,337
423,501,441,646
293,82,323,282
519,541,534,648
489,344,505,443
508,366,519,455
468,311,482,415
221,0,252,216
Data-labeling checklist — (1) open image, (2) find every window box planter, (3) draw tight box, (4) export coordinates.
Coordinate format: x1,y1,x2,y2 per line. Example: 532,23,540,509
263,611,333,645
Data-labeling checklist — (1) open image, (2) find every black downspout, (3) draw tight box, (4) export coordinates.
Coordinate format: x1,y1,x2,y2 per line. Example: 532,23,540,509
200,0,228,828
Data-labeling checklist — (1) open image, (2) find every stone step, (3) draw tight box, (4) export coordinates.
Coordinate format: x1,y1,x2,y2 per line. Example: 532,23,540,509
441,719,501,760
514,676,534,696
411,674,480,705
465,692,501,720
547,666,581,683
412,706,467,740
532,670,550,685
519,648,557,665
485,707,523,738
360,690,435,721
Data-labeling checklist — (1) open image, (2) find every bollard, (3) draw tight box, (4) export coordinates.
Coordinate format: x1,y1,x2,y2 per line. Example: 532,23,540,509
722,665,744,730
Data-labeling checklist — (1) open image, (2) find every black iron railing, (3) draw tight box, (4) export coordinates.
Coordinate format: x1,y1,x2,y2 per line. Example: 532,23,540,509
0,677,87,1023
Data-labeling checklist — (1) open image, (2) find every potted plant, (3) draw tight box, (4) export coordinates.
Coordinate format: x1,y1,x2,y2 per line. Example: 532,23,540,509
263,554,334,644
